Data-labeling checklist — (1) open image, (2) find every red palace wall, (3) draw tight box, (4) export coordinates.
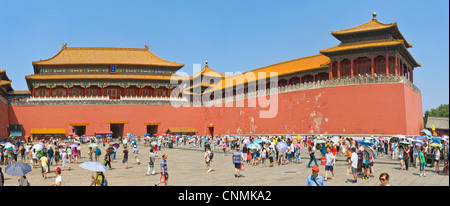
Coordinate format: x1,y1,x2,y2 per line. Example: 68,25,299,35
8,82,424,137
0,98,9,137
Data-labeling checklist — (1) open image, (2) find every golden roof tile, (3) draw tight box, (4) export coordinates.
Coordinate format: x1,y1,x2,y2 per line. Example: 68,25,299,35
319,39,405,54
32,45,184,67
25,74,189,81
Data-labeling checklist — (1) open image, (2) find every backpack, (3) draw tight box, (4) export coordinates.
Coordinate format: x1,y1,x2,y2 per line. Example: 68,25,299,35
209,151,214,160
97,173,108,186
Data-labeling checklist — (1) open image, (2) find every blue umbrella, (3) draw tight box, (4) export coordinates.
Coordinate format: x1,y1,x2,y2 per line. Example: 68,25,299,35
129,134,135,137
247,143,259,150
413,139,424,146
79,161,108,172
106,134,112,137
235,135,241,139
64,140,70,143
432,137,442,143
5,162,32,176
144,133,150,136
415,136,426,140
277,142,288,153
422,129,432,136
359,139,374,146
399,141,410,145
95,134,102,137
253,139,263,144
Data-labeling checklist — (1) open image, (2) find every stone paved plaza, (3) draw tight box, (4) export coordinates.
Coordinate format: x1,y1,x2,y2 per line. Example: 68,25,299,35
2,141,448,186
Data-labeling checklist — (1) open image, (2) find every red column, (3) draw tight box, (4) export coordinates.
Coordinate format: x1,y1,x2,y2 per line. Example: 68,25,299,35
401,61,404,77
286,78,290,86
49,87,53,97
394,53,398,76
385,54,389,76
32,86,36,97
411,69,414,83
329,62,333,80
371,55,375,77
337,59,341,79
83,86,87,97
138,87,142,97
350,57,354,78
123,87,126,97
299,75,302,84
100,86,104,97
153,87,156,97
66,87,69,97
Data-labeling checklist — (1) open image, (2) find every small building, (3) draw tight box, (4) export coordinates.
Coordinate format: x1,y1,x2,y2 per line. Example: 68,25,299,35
426,117,449,136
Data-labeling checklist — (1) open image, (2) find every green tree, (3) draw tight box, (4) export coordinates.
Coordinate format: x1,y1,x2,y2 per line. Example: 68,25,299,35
424,104,449,126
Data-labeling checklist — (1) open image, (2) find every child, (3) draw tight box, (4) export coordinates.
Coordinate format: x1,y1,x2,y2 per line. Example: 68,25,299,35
419,147,426,177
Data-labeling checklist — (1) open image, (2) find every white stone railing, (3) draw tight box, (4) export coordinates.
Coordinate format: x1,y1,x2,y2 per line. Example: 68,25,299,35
202,74,420,106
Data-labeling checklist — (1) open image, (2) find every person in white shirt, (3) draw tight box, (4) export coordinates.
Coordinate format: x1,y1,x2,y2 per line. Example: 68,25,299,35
205,147,212,172
348,147,359,183
324,147,335,181
434,149,440,173
51,167,62,186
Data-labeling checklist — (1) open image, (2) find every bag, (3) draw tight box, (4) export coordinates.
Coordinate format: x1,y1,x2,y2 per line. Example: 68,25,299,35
240,163,245,171
209,151,214,160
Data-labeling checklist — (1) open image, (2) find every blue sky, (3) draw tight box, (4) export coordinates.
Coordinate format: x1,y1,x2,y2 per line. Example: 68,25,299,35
0,0,448,113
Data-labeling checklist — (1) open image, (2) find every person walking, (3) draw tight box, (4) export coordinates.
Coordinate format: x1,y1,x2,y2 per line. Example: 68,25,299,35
398,146,404,170
232,148,243,178
146,148,158,176
348,147,359,183
434,148,440,173
31,148,38,168
87,147,93,162
324,147,335,181
122,147,129,169
104,149,112,169
307,143,318,168
90,171,107,186
419,147,426,177
61,149,70,171
413,145,419,168
132,145,140,165
40,153,49,179
47,147,54,166
155,154,168,186
94,147,101,162
305,166,325,186
404,146,410,171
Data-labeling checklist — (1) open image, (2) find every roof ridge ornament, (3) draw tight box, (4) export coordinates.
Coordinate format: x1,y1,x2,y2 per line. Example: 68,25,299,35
144,44,149,50
205,60,208,66
62,43,67,49
372,12,377,21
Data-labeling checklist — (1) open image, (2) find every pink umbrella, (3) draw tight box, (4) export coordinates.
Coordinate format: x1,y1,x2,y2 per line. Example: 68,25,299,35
294,142,303,149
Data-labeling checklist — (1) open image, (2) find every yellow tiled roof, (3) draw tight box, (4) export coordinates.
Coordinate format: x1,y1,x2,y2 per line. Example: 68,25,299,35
8,90,31,95
204,54,329,94
32,45,184,67
0,80,11,86
190,62,226,80
320,39,405,53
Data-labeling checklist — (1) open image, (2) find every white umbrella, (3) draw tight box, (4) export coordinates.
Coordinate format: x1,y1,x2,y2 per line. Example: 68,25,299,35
243,138,251,146
32,144,43,151
79,161,108,172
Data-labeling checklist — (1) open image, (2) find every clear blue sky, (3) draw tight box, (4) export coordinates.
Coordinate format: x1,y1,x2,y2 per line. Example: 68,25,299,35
0,0,448,113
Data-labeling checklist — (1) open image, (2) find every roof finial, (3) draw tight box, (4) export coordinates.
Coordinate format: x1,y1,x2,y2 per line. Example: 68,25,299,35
372,12,377,21
205,60,208,66
144,44,149,50
62,43,67,49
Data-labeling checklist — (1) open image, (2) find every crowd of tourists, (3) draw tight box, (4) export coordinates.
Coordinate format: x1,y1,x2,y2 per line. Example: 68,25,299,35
0,130,448,186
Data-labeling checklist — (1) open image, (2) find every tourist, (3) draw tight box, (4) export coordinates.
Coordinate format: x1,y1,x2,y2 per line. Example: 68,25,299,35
87,147,93,162
94,147,101,162
0,167,4,186
434,147,440,173
47,147,54,166
40,152,49,179
67,147,72,164
419,147,426,177
54,147,60,166
348,147,358,183
205,147,212,172
20,146,26,162
398,145,404,170
90,171,106,186
378,173,391,186
61,149,70,171
307,143,318,168
413,145,419,168
232,148,243,178
404,145,410,171
104,149,112,169
294,146,301,164
51,167,62,186
324,147,335,181
73,147,78,164
346,147,352,165
25,144,31,160
123,147,129,169
146,148,158,176
132,145,140,165
260,147,267,167
18,175,29,186
362,151,370,180
305,166,325,186
155,154,168,186
268,146,274,167
369,151,375,177
31,148,37,168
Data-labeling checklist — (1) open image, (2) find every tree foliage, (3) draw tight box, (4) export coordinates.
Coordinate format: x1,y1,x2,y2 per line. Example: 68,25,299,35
424,104,449,125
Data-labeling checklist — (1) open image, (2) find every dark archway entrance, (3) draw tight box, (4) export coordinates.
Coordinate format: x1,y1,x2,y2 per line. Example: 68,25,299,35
72,126,86,137
147,125,158,135
110,124,124,139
